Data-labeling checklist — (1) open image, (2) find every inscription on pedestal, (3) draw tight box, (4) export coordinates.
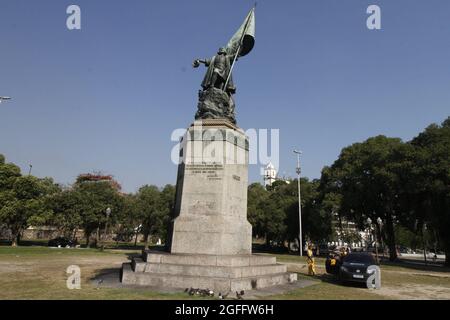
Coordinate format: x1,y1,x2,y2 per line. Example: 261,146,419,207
186,164,224,181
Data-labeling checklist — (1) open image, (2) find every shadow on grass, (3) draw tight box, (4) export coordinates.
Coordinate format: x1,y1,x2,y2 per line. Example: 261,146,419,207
0,239,49,247
0,240,168,252
89,266,206,299
308,273,368,289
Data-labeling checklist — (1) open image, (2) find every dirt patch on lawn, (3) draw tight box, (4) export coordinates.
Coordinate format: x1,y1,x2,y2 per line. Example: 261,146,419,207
369,284,450,300
0,261,35,273
0,253,129,277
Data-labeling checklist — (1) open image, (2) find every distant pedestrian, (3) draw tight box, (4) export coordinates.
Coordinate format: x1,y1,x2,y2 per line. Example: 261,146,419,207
306,244,316,276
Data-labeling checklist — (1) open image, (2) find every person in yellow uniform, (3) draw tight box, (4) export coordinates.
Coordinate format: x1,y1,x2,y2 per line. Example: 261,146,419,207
306,244,316,276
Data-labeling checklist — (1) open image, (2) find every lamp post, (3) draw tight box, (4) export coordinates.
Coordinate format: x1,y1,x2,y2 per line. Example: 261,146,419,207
366,217,372,252
101,207,111,251
0,96,12,104
294,150,303,256
422,223,428,265
367,217,379,263
377,217,384,259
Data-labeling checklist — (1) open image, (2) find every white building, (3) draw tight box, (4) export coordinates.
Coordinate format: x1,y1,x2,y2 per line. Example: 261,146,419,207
263,162,277,187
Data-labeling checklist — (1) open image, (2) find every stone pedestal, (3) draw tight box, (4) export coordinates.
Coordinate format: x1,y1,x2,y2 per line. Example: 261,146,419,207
121,119,297,292
170,119,252,255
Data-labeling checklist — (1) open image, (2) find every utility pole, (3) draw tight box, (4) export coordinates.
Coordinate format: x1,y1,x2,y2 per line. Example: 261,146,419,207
294,150,303,256
422,223,428,265
377,217,384,259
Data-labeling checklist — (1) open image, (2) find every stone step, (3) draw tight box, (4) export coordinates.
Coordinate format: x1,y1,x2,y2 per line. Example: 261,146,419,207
131,257,145,272
143,251,276,267
121,263,297,292
141,260,287,278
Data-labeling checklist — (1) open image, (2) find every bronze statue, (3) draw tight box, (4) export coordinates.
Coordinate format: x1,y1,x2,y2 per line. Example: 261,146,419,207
193,47,236,95
192,8,255,125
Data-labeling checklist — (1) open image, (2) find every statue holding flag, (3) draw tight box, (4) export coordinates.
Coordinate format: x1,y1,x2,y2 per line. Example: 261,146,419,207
193,47,236,94
193,7,255,125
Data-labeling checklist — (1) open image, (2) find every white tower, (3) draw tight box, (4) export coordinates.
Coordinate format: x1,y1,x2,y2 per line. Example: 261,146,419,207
263,162,277,187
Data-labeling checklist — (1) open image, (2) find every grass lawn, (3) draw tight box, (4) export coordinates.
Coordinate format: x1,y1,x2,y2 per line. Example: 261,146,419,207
0,245,449,300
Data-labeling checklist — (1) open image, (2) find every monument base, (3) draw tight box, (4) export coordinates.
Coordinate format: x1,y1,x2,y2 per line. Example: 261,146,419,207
120,119,297,292
121,251,297,292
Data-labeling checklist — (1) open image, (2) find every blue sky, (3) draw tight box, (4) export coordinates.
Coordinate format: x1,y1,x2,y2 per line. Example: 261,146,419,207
0,0,449,193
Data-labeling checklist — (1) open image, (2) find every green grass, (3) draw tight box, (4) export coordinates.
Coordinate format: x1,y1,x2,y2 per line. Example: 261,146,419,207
0,245,449,300
0,246,188,300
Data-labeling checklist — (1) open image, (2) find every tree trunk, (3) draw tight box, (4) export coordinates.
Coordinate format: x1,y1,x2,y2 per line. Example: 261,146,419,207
85,231,91,248
143,231,150,250
385,214,398,261
11,229,20,247
94,227,100,248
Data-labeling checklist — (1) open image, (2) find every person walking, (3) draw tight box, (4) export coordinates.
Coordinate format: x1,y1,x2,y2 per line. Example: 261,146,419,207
306,244,316,276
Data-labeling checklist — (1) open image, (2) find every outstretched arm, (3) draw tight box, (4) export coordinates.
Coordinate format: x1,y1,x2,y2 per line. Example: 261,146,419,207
193,59,209,68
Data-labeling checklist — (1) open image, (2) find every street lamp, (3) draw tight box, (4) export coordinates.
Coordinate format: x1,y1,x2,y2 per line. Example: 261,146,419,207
377,217,384,258
0,96,12,104
294,150,303,256
101,207,112,251
367,217,379,263
366,217,372,251
422,223,428,265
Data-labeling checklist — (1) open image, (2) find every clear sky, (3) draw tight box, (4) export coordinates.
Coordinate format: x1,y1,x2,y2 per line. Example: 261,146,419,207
1,0,449,193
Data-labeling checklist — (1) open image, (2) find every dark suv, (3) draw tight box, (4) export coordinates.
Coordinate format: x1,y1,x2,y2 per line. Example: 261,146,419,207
338,252,378,283
48,237,76,248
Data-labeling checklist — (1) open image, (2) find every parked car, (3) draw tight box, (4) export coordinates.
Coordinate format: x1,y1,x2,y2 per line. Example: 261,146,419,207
48,237,76,248
399,246,415,254
338,252,378,284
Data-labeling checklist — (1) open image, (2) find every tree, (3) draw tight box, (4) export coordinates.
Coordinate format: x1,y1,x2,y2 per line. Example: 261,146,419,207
74,177,122,247
159,184,176,243
321,136,413,261
0,154,22,238
135,185,174,250
285,179,333,248
248,179,333,249
247,183,269,239
0,175,58,246
0,154,21,192
47,188,83,239
410,118,450,266
256,181,295,246
114,193,140,244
